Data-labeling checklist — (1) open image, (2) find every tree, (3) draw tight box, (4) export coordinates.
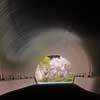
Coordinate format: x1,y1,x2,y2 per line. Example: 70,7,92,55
36,56,72,82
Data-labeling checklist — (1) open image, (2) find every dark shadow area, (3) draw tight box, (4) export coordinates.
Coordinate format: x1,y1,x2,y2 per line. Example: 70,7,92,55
0,84,100,100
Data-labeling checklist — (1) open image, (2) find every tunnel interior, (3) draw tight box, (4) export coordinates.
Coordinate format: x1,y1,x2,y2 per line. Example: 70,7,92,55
0,0,100,94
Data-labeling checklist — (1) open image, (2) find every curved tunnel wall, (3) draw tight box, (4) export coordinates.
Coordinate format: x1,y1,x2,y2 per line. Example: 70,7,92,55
33,29,91,75
0,28,91,78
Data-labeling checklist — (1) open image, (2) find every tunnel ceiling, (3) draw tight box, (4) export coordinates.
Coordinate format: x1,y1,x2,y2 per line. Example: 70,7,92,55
7,0,100,35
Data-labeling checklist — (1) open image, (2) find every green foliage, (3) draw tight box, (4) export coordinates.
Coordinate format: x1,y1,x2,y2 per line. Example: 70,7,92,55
41,56,50,65
40,75,74,82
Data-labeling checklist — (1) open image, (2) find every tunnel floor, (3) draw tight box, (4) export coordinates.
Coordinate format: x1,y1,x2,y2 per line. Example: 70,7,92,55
0,83,100,100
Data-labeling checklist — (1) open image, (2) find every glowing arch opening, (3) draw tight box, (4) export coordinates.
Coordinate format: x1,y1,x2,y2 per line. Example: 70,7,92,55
35,55,74,83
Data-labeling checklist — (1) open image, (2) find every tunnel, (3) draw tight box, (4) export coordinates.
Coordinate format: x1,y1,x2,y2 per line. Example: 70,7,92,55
0,0,100,95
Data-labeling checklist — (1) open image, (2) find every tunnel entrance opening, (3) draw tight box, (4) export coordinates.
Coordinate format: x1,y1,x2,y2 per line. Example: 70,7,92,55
35,55,75,84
